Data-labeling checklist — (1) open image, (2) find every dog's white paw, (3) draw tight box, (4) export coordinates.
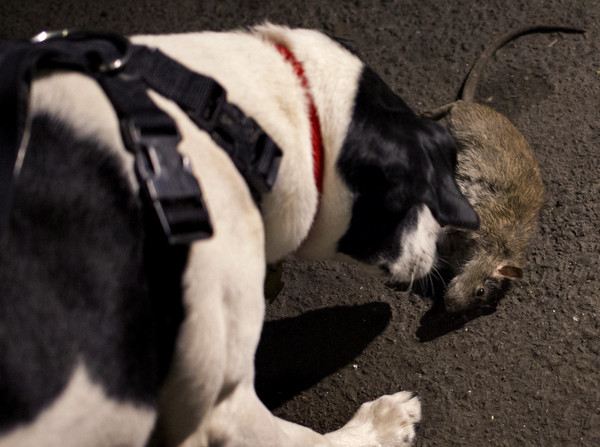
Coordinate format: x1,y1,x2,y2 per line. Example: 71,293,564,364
325,391,420,447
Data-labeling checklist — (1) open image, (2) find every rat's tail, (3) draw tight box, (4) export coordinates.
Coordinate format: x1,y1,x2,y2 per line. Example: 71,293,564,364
423,25,584,120
461,25,584,103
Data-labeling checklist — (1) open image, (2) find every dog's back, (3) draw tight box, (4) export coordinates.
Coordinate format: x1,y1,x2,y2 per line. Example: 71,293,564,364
0,113,185,446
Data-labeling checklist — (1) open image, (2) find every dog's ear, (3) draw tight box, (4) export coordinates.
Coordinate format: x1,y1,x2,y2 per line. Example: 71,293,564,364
337,65,479,261
416,120,480,230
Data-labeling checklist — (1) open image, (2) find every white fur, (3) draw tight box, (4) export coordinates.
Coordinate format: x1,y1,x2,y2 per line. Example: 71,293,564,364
0,364,155,447
8,24,427,447
385,205,441,283
253,25,363,261
325,392,421,446
29,71,136,189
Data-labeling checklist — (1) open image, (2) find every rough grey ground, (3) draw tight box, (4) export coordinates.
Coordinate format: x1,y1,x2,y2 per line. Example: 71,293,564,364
1,1,598,445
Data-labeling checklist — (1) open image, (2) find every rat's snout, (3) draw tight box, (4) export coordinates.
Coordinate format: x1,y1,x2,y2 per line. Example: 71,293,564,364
443,284,470,314
443,270,508,314
444,298,471,314
444,288,487,314
442,268,487,314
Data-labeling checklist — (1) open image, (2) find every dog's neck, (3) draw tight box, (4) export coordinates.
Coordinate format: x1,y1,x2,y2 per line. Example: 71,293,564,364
256,25,363,262
127,27,363,263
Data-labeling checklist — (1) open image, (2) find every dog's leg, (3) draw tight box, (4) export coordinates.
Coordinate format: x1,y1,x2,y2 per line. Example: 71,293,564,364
195,382,419,447
324,391,421,446
200,383,333,447
155,246,420,447
152,225,420,447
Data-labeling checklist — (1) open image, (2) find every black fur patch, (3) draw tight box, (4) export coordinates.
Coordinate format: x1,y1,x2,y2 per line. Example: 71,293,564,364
0,115,186,431
337,66,478,263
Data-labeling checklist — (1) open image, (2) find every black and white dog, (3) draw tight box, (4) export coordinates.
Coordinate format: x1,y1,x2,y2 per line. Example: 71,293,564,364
0,24,478,447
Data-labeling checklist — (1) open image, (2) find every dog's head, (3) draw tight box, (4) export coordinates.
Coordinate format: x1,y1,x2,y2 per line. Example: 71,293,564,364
299,65,479,283
255,25,477,282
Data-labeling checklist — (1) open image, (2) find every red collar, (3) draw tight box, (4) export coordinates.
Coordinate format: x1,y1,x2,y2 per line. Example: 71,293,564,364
275,43,324,195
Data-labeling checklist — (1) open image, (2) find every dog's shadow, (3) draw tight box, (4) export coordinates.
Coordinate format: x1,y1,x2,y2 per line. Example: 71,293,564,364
255,302,391,410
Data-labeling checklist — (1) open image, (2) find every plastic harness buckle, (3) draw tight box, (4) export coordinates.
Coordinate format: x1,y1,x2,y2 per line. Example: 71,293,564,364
121,112,213,245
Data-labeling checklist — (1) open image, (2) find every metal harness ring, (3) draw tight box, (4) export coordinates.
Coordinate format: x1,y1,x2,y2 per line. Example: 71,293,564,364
30,29,132,73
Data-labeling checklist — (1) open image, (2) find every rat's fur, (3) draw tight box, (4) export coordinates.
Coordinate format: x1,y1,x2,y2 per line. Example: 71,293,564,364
437,102,544,312
426,26,583,312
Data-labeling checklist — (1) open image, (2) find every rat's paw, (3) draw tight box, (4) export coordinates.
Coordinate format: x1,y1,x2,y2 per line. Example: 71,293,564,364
325,391,420,447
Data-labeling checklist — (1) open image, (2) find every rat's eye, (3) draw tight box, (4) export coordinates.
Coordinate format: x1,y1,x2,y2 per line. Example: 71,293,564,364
476,287,485,297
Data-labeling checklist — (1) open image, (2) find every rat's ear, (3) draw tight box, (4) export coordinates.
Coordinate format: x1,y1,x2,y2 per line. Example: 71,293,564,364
497,265,523,279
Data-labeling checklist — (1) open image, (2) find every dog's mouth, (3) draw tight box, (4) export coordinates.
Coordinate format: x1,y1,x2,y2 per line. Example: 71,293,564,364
379,264,391,275
378,255,434,287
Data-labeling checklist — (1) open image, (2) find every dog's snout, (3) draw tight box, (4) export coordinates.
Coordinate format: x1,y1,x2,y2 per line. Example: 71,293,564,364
379,264,391,275
435,230,450,252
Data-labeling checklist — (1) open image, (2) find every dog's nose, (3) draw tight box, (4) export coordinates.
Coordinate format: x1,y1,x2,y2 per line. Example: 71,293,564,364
379,264,391,275
435,230,450,252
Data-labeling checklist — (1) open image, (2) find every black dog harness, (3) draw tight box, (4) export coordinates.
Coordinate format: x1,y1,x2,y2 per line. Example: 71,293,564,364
0,30,282,244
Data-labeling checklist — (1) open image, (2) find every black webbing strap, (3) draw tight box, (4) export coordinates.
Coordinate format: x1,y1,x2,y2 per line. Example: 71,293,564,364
0,31,283,245
100,72,214,245
123,45,282,199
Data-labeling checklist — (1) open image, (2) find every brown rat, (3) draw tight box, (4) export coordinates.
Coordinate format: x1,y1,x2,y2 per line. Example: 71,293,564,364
425,25,584,313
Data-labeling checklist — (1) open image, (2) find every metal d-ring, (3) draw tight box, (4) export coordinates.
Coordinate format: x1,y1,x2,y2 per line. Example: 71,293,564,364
30,29,132,73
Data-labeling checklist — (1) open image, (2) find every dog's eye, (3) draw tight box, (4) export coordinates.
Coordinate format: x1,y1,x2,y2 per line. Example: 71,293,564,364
476,287,485,297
